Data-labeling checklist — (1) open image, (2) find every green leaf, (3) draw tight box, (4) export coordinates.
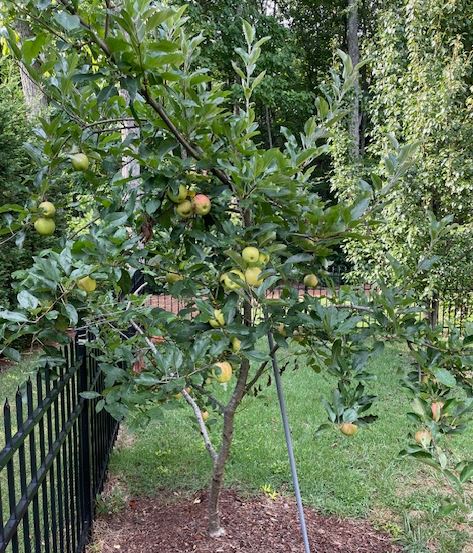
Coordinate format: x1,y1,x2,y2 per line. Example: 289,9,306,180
0,310,29,323
433,368,456,388
17,291,39,310
64,304,78,326
80,391,101,400
54,11,81,31
2,347,21,362
460,462,473,483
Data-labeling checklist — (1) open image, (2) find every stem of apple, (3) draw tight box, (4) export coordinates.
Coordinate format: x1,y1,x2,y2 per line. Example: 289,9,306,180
266,318,312,553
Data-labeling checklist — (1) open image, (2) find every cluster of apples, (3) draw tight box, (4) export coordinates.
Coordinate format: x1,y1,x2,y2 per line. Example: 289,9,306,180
168,184,211,219
34,201,57,236
220,246,269,291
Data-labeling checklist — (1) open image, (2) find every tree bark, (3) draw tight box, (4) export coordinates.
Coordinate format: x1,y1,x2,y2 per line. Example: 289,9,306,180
208,209,252,536
15,20,47,117
347,0,360,159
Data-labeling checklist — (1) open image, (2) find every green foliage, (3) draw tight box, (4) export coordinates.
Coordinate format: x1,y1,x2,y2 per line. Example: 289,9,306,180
0,0,472,527
173,0,314,146
0,62,37,307
334,0,473,297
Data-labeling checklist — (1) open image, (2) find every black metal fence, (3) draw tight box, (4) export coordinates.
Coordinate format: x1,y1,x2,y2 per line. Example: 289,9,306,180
0,338,119,553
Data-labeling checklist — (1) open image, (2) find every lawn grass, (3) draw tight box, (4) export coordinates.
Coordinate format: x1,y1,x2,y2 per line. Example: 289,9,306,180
109,346,473,552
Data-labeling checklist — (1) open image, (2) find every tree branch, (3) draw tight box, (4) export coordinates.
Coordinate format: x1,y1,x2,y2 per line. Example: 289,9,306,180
182,388,217,462
57,0,237,192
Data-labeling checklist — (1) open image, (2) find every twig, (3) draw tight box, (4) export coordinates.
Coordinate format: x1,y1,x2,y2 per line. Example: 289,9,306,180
245,343,279,392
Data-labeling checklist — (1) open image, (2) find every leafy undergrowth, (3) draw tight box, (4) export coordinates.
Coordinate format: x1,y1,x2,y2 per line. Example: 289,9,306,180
108,346,472,550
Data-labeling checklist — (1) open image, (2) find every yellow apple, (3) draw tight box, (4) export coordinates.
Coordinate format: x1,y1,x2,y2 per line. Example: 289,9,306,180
303,274,318,288
71,153,89,171
209,309,225,328
258,252,270,266
167,184,188,203
231,337,241,353
34,218,56,236
38,201,56,218
175,200,193,219
202,410,209,422
242,246,260,265
192,194,211,215
244,266,263,287
220,269,245,291
77,276,97,293
213,361,232,383
340,423,358,436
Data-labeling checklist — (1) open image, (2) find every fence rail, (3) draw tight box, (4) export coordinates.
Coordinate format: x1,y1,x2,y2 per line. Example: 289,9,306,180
0,338,119,553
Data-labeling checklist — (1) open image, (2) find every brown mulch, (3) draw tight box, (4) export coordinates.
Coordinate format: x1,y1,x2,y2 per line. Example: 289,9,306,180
95,490,401,553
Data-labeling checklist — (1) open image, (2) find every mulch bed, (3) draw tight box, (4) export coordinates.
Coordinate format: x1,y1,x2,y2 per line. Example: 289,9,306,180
95,489,401,553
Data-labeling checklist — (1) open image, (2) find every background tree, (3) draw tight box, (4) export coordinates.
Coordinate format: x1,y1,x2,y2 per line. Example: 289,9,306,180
335,0,473,313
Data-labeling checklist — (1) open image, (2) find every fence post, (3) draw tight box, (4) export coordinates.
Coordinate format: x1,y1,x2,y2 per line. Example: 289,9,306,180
78,341,93,539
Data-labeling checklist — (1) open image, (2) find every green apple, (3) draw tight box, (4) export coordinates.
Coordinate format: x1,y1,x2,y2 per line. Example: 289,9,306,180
209,309,225,328
175,200,193,219
303,273,318,288
167,184,188,203
220,269,245,291
38,201,56,218
231,337,241,353
71,153,89,171
192,194,211,215
77,276,97,293
242,246,260,265
244,266,263,287
166,271,183,284
34,218,56,236
258,252,269,266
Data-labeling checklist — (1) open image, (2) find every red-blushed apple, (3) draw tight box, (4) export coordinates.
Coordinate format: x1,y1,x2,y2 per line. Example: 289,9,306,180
415,429,432,446
192,194,211,215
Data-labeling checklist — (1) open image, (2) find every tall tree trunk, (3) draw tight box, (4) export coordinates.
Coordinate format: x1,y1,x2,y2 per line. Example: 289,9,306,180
15,20,47,117
265,105,273,148
347,0,360,159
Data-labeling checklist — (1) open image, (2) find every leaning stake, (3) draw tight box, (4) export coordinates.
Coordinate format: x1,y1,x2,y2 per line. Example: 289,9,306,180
267,329,312,553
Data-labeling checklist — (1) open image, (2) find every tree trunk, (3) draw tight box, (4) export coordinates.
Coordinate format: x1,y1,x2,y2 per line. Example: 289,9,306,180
15,20,47,117
207,256,252,536
347,0,360,159
265,105,273,148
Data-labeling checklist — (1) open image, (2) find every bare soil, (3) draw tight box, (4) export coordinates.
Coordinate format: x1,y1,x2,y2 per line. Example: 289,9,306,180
92,489,401,553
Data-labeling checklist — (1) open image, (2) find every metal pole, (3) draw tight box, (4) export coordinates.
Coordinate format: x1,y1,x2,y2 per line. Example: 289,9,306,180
267,329,312,553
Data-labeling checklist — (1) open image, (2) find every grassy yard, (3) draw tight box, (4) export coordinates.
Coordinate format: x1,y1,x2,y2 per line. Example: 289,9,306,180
108,346,473,553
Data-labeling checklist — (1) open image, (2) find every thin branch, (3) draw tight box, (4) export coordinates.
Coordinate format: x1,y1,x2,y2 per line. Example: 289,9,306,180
182,388,217,462
57,0,237,193
191,383,225,413
245,343,279,392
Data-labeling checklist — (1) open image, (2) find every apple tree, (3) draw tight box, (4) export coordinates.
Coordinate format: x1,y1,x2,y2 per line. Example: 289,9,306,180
1,0,472,535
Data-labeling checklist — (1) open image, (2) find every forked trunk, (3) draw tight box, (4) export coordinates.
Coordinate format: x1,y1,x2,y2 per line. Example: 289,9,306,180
207,352,251,536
